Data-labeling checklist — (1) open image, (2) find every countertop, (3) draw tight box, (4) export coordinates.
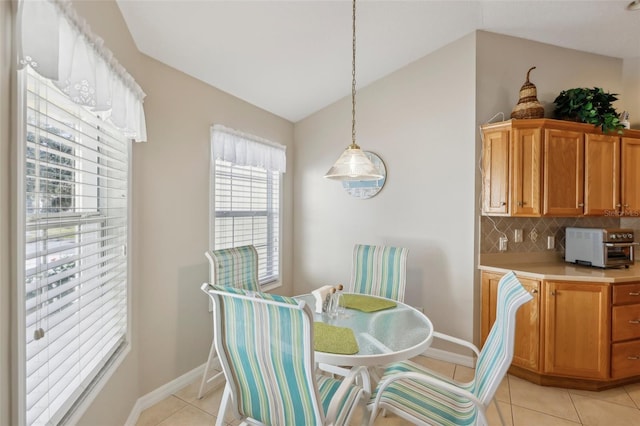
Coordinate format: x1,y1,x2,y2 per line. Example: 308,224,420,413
479,252,640,283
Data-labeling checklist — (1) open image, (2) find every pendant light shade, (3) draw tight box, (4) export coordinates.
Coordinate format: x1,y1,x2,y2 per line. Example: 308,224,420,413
324,0,382,182
324,143,383,181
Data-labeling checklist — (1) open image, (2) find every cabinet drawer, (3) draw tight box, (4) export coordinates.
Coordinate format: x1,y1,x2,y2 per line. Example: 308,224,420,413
612,340,640,379
613,283,640,305
612,305,640,342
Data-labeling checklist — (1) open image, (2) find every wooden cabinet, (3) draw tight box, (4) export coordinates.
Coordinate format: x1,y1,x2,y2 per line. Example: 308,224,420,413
543,281,610,379
621,138,640,216
512,278,540,370
480,270,640,389
543,129,584,216
481,121,543,216
481,119,640,217
481,272,540,371
481,128,510,215
611,283,640,379
584,134,620,216
511,127,542,216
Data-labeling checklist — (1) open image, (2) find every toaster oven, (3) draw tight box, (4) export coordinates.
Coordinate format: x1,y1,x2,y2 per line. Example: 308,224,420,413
565,227,637,268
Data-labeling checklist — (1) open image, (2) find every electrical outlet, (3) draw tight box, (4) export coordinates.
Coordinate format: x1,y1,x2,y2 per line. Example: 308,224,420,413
499,236,508,251
547,235,555,250
514,229,523,243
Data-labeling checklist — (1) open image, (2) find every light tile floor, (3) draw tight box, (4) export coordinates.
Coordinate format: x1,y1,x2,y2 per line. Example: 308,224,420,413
136,356,640,426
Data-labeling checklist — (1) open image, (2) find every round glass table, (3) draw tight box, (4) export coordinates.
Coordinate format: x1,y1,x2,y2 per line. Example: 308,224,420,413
295,293,434,368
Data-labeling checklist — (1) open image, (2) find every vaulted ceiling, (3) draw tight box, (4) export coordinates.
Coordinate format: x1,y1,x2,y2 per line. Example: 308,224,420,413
115,1,640,122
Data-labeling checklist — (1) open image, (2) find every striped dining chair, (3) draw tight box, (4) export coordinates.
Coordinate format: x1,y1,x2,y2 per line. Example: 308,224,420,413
202,284,368,426
198,245,259,399
349,244,409,302
367,271,533,426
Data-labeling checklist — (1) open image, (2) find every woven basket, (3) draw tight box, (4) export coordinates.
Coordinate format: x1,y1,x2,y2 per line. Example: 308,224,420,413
511,67,544,119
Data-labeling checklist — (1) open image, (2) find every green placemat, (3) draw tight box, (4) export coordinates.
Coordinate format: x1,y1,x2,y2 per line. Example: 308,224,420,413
313,322,359,355
342,294,397,312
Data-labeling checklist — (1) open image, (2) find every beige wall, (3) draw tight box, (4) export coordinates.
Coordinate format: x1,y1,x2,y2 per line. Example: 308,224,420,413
623,58,640,128
1,0,294,424
476,30,625,124
1,0,12,425
293,33,478,347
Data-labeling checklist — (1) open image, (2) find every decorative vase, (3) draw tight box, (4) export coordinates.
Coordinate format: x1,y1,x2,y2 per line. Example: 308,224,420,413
511,66,544,119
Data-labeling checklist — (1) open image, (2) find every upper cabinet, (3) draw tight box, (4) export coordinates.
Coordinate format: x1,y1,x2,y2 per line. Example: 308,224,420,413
622,138,640,215
481,119,640,217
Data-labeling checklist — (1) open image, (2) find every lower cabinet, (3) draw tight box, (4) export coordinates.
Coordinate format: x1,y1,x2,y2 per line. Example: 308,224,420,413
611,283,640,379
481,272,540,371
480,271,640,389
543,281,609,379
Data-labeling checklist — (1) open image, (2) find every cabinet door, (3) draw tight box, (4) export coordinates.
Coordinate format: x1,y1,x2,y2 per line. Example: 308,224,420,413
482,129,510,215
543,129,584,216
512,278,540,370
481,272,540,371
621,137,640,216
511,128,542,216
584,134,620,216
543,281,610,379
480,272,501,345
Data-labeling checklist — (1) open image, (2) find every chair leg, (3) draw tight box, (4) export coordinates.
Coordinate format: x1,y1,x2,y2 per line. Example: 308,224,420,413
198,341,218,399
215,385,231,426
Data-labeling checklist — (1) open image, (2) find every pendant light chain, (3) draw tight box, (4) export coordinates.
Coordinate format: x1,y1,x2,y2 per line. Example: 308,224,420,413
351,0,357,147
323,0,383,181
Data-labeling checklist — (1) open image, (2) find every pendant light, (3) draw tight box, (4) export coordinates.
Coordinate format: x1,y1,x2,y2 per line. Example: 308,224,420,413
324,0,383,181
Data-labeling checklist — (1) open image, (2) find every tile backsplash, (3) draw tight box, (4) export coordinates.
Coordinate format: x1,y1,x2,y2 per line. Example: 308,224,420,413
480,216,627,254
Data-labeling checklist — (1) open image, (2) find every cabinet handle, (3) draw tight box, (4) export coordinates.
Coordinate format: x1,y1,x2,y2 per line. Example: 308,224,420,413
551,290,557,296
629,320,640,324
617,204,622,208
629,292,640,296
530,289,538,294
624,204,630,208
578,203,584,207
628,356,640,360
501,202,506,206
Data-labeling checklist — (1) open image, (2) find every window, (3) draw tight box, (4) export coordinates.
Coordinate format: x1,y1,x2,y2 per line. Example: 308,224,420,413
19,67,130,425
210,126,286,286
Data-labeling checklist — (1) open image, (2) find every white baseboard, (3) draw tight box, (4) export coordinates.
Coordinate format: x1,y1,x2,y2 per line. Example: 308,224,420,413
124,364,205,426
421,347,476,368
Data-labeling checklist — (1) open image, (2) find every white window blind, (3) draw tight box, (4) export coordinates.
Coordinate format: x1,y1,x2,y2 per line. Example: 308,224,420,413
20,66,129,425
211,127,285,285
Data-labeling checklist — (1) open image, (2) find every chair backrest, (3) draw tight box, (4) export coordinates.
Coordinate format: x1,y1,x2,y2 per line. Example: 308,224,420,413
472,271,533,404
205,284,327,425
349,244,408,302
205,245,259,291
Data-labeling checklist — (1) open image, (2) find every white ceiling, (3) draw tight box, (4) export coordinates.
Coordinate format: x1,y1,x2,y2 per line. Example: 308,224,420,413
115,0,640,122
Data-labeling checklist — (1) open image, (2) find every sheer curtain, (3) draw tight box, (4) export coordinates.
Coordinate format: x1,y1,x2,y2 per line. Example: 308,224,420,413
15,0,145,424
17,0,147,141
211,124,286,173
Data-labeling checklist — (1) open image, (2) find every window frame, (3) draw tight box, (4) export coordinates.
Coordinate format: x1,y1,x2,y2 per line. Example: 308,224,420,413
210,156,283,290
13,67,133,426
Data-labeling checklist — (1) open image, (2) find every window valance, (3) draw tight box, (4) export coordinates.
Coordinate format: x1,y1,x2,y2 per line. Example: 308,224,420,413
211,124,286,173
17,0,147,142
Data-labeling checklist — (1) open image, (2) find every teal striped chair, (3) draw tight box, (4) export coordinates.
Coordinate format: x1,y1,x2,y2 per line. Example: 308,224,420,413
202,283,368,426
367,271,533,426
349,244,408,302
198,245,259,399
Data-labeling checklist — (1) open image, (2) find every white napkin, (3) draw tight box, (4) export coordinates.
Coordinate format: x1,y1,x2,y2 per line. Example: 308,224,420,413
311,285,333,313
